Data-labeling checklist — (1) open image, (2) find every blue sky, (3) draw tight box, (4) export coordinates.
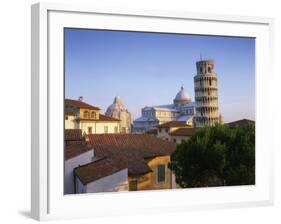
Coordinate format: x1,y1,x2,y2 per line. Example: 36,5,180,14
65,28,255,122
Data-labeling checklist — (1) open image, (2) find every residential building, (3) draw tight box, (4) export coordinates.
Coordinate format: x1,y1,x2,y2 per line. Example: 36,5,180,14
74,160,129,193
156,120,197,144
74,134,177,193
65,97,121,134
64,129,93,194
169,127,198,144
157,121,192,141
65,111,76,129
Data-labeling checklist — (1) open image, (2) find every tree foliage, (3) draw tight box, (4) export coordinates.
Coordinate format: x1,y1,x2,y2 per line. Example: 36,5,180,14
169,124,255,188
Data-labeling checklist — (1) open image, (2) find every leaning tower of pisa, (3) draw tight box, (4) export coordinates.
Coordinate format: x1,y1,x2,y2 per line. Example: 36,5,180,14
194,59,219,127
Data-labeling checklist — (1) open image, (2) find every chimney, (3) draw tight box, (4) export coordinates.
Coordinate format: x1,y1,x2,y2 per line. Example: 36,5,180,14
78,96,83,101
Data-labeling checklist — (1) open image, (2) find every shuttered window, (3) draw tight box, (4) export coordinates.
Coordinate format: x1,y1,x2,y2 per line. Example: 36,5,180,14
129,180,137,191
157,164,166,183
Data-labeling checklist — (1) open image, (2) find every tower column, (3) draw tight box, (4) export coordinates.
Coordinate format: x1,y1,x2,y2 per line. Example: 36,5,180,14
194,60,219,127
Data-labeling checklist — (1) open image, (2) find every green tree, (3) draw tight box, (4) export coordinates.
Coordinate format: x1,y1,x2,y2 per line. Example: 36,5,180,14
169,124,255,188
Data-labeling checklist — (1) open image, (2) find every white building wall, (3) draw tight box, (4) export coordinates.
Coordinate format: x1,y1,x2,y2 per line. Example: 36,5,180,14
157,128,171,141
75,176,87,193
64,150,93,194
85,169,128,193
65,115,76,129
79,122,95,134
171,173,182,189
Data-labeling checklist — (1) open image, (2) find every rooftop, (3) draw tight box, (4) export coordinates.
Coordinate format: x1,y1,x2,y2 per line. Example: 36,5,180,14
78,114,120,122
65,142,93,160
74,134,176,183
65,98,101,110
65,129,93,160
170,127,198,136
65,111,75,116
158,121,190,128
226,119,255,127
87,134,176,158
74,157,128,185
65,129,83,141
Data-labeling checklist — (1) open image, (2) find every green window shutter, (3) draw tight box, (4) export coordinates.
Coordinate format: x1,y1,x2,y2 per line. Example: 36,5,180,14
129,180,138,191
157,164,166,183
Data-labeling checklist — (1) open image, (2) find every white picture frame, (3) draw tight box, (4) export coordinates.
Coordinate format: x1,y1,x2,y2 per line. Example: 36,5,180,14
31,2,274,221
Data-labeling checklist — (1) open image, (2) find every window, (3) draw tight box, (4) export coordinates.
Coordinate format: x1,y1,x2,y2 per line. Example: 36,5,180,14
208,66,211,73
91,111,96,119
65,116,68,120
209,79,212,86
104,126,108,133
83,111,89,118
129,180,138,191
114,126,118,133
88,127,92,134
157,164,166,183
173,138,176,143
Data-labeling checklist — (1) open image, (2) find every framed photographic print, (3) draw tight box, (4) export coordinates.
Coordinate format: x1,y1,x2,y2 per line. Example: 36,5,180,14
31,2,274,221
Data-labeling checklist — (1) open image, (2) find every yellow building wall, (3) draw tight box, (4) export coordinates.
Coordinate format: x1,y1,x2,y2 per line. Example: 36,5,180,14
95,122,119,134
129,155,173,191
79,108,100,120
157,127,181,141
171,136,191,144
79,121,119,134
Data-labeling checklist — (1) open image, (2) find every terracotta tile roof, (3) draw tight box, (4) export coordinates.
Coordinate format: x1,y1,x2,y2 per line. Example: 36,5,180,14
65,98,101,110
78,114,120,122
99,114,120,122
145,128,158,135
158,121,189,128
226,119,255,127
74,134,176,183
87,134,176,158
65,111,75,116
170,128,198,136
74,150,153,185
74,157,128,185
65,129,83,141
65,141,93,160
65,129,93,160
76,114,120,122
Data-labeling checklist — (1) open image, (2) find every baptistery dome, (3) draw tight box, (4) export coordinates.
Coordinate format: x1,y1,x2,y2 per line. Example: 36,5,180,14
173,85,192,105
105,96,132,133
106,96,124,119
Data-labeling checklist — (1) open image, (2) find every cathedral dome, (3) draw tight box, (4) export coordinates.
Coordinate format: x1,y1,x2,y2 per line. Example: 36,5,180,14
173,85,192,105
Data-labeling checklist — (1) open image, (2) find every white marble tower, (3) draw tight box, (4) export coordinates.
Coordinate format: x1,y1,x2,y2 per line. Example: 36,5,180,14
194,60,219,127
